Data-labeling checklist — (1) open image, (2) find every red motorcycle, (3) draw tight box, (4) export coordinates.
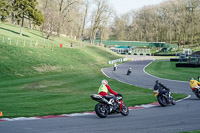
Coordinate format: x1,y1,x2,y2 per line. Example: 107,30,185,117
91,94,129,118
191,86,200,98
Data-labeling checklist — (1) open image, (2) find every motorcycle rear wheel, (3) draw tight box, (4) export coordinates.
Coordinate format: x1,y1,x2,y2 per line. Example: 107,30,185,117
157,95,167,107
195,89,200,98
127,70,131,75
120,103,129,116
95,103,108,118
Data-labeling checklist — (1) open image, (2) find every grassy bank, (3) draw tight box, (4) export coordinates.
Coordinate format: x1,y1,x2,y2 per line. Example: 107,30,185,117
0,44,186,118
0,42,154,118
0,23,80,47
0,68,184,118
0,23,186,118
145,61,200,81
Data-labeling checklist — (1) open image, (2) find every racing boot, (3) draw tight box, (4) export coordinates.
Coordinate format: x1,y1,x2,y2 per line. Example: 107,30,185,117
168,92,172,102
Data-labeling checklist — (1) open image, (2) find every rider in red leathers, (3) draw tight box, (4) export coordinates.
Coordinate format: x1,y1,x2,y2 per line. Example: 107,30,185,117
98,80,119,105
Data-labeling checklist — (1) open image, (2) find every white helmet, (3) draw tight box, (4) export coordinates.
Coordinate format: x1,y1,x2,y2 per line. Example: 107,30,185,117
190,78,194,80
101,80,108,85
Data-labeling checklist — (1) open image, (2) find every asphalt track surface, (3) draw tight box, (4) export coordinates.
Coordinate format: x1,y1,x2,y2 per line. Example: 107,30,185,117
0,59,200,133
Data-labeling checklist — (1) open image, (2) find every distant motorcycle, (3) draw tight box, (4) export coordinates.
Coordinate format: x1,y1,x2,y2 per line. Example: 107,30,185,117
113,64,117,71
191,86,200,98
153,89,176,106
127,68,132,75
114,66,117,71
91,94,129,118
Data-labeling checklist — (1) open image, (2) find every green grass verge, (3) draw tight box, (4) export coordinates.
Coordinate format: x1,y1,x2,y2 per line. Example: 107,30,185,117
0,23,186,118
180,130,200,133
0,69,185,118
145,61,200,81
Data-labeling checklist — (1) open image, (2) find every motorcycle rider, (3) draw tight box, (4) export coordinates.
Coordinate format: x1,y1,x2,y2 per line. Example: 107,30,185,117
190,78,200,92
98,80,119,105
114,63,117,71
154,80,171,99
127,67,132,75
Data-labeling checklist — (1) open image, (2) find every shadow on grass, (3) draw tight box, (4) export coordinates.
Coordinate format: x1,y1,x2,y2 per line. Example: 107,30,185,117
0,27,29,37
28,31,44,38
28,31,55,42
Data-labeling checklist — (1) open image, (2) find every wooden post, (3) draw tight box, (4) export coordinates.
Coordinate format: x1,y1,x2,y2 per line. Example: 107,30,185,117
16,39,18,46
35,41,38,47
8,37,11,45
51,43,54,51
43,39,45,48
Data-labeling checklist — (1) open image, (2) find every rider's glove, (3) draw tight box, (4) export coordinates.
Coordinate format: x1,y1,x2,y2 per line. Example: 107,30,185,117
117,93,122,97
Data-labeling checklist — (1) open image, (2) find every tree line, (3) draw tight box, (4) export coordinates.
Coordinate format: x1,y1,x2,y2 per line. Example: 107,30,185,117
0,0,44,36
0,0,200,47
0,0,112,43
112,0,200,48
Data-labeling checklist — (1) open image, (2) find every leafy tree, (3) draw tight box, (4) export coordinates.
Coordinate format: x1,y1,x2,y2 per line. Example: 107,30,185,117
0,0,10,21
12,0,44,36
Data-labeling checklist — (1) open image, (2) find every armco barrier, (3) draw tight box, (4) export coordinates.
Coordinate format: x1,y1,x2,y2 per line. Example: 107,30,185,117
108,58,127,64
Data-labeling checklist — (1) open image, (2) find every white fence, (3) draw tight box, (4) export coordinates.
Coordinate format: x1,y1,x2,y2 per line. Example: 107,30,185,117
108,58,127,64
133,49,151,55
0,34,85,50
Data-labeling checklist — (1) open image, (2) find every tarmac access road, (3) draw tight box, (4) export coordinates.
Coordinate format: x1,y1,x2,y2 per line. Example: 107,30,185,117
0,59,199,133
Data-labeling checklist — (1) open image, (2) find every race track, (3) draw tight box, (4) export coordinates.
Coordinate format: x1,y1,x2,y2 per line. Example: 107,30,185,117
0,59,199,133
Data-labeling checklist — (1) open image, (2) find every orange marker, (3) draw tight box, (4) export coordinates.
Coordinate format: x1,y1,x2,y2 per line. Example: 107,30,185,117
0,112,2,116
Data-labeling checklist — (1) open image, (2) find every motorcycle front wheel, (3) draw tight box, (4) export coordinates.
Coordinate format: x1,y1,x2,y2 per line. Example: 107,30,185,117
157,95,167,107
95,103,108,118
120,103,129,116
171,98,176,105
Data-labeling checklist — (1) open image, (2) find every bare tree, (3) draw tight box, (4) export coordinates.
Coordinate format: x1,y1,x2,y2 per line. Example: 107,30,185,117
89,0,112,44
57,0,79,37
80,0,90,41
112,0,200,47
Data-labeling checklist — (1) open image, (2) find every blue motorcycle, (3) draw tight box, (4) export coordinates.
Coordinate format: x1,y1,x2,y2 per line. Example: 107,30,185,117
154,89,176,107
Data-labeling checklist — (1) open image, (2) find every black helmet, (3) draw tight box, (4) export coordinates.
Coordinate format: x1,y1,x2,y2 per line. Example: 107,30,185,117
155,80,159,83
